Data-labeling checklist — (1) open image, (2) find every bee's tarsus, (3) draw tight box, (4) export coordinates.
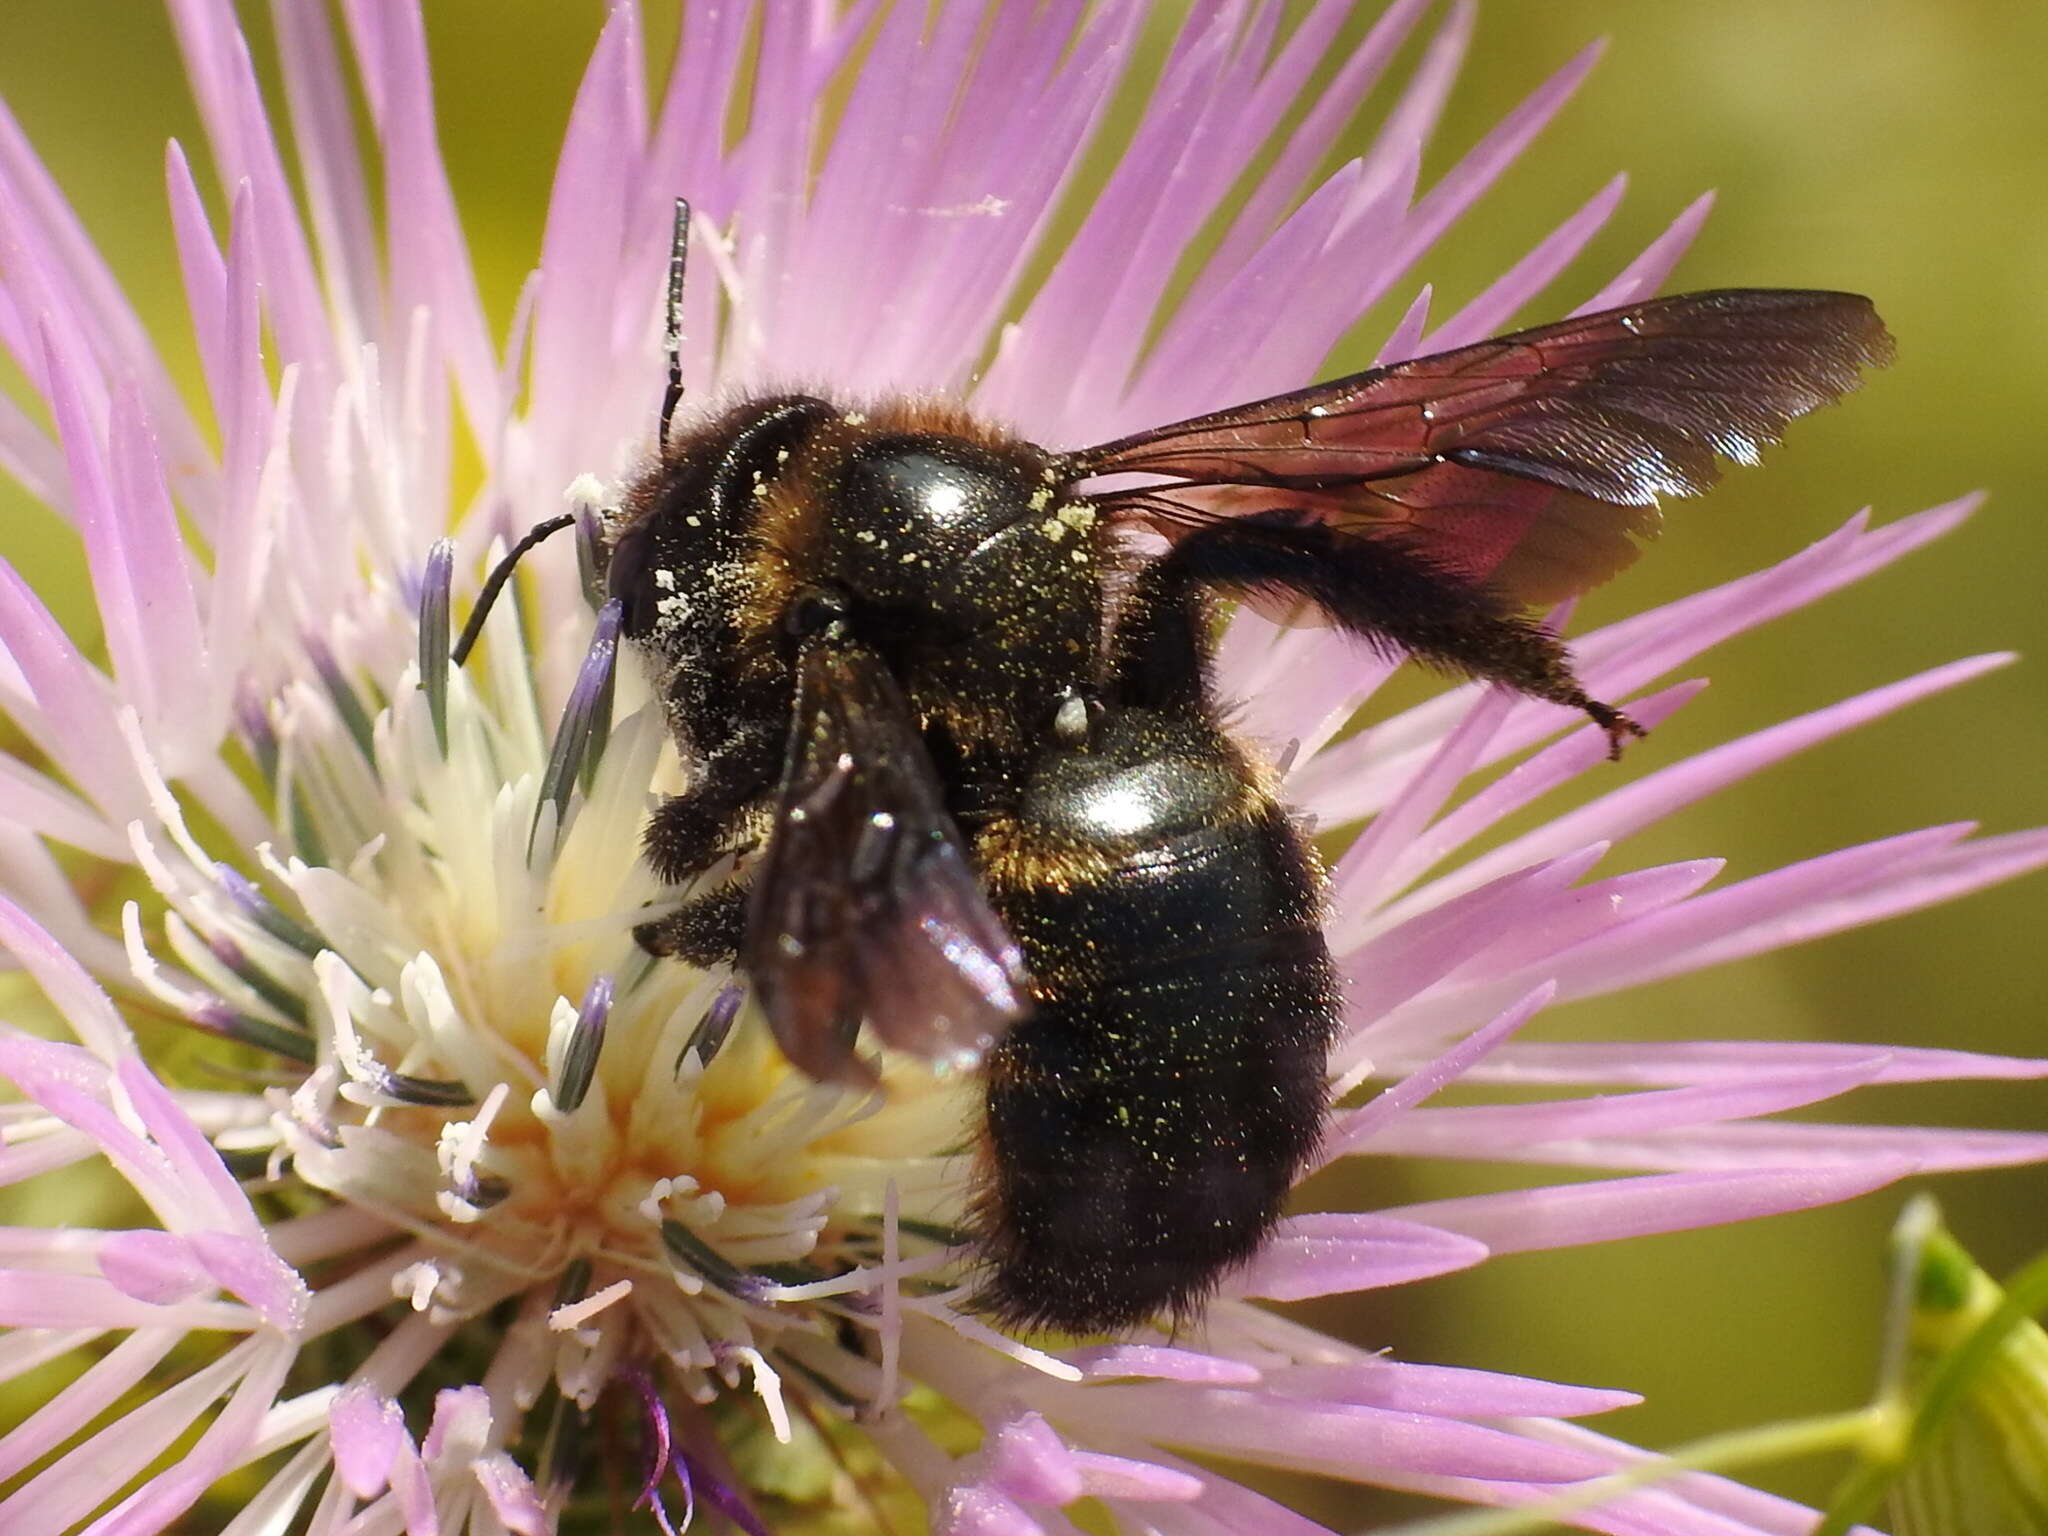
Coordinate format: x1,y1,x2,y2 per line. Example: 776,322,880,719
1585,701,1647,761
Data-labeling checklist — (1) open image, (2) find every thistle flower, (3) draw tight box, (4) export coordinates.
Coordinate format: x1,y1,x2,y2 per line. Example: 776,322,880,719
0,3,2043,1534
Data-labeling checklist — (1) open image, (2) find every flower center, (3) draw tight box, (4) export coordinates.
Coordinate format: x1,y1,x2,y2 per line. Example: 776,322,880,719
126,535,979,1419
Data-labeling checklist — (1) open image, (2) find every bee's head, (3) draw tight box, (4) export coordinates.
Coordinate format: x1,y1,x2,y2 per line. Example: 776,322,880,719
607,394,838,640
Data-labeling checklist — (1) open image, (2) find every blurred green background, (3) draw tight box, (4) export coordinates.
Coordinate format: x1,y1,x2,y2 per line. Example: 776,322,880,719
1,0,2044,1525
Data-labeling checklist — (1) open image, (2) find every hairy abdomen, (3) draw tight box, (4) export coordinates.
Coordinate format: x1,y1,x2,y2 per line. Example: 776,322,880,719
974,710,1338,1332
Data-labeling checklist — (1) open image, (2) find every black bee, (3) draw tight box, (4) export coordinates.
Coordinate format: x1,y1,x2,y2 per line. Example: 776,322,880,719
580,208,1893,1333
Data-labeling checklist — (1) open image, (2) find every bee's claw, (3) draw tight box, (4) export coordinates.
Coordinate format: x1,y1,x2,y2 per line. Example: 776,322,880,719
1585,701,1647,761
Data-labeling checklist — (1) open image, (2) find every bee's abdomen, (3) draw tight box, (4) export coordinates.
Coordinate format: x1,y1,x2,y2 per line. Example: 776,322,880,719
975,711,1339,1332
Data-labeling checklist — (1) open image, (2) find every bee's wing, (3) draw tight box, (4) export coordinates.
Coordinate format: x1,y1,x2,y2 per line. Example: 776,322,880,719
743,639,1029,1086
1066,289,1891,606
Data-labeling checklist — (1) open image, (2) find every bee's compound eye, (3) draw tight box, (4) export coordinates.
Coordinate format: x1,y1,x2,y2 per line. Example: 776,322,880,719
605,516,659,635
785,586,850,639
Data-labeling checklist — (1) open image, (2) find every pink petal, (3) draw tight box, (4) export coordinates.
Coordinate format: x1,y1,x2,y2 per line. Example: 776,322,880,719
80,1335,296,1535
1376,284,1437,366
1329,684,1520,913
1146,1463,1342,1536
330,1380,406,1498
1432,857,1726,980
1127,160,1368,426
1067,1345,1261,1386
1017,8,1242,432
0,1328,178,1484
1071,1449,1202,1502
1357,1061,1888,1157
1579,190,1716,310
900,5,1114,389
0,387,65,508
938,1486,1043,1536
0,556,128,819
0,1325,102,1390
1266,1360,1637,1419
1421,174,1628,351
391,1433,438,1536
1564,826,2048,999
0,895,131,1058
984,1413,1083,1505
187,1230,309,1334
163,142,230,423
107,382,218,755
526,7,643,490
1187,0,1436,317
0,1267,252,1331
1476,1120,2048,1176
198,184,279,677
0,1122,96,1188
642,0,750,228
1058,1386,1611,1484
473,1452,547,1535
164,0,334,383
1540,823,1977,997
1377,40,1605,290
421,1383,492,1459
116,1057,276,1242
268,0,378,348
1343,860,1722,1064
1530,1418,1877,1536
1387,655,2013,925
1387,1162,1917,1254
350,3,502,450
1334,854,1604,1028
0,99,208,483
1230,1212,1490,1300
1346,679,1711,898
0,1332,288,1533
97,1230,212,1306
798,0,991,381
1325,984,1557,1157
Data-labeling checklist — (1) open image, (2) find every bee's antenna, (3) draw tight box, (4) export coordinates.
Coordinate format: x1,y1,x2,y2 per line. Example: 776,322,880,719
451,513,579,666
659,199,691,446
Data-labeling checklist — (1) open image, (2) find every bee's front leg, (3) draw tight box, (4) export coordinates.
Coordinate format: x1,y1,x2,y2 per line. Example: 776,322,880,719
634,729,776,963
635,875,749,965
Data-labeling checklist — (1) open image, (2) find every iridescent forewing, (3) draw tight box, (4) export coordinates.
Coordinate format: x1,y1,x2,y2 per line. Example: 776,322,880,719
1065,290,1893,605
743,640,1029,1086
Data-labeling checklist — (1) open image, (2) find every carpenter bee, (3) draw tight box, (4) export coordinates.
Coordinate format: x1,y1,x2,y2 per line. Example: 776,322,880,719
525,208,1893,1333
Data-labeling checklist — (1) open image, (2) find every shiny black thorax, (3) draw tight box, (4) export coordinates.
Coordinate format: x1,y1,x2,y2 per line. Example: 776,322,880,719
609,396,1105,887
